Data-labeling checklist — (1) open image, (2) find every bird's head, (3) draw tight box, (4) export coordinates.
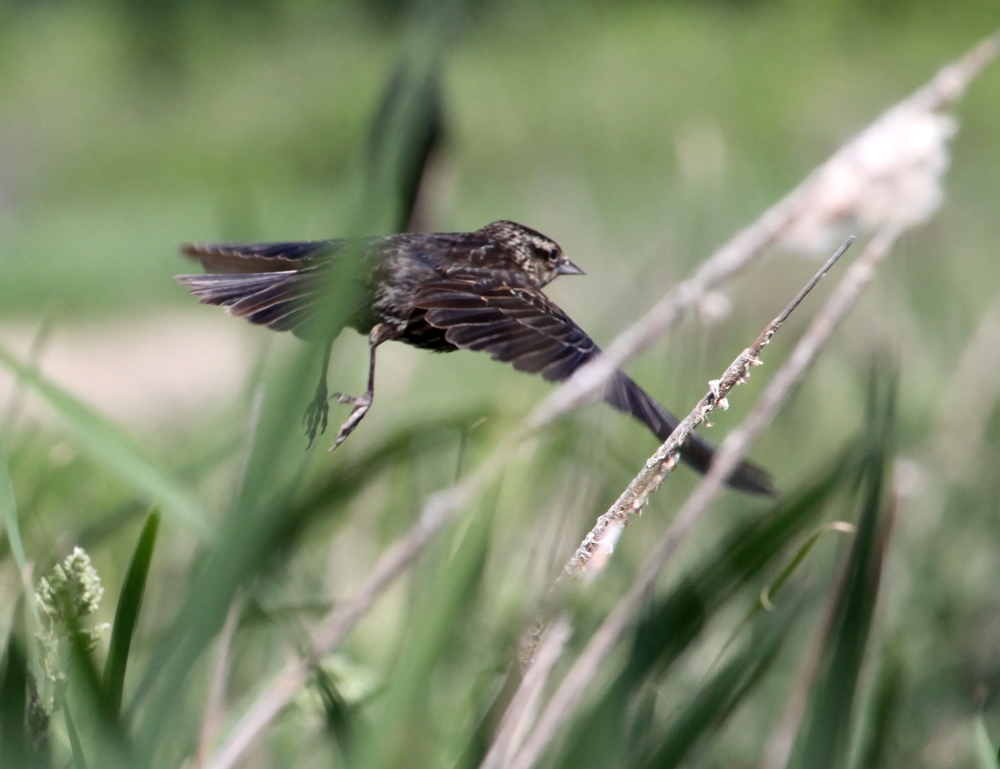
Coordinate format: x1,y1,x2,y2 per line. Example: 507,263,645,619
480,220,585,287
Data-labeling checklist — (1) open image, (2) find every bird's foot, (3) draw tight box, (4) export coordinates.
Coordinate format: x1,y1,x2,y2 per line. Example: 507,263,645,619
303,384,330,449
328,391,373,451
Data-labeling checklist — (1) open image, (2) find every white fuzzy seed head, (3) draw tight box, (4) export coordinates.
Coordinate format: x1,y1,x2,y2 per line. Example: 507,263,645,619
782,105,957,253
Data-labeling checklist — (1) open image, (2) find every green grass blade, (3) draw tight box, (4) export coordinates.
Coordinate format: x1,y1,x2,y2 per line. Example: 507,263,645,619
621,454,851,690
58,689,90,769
365,59,444,233
130,413,477,759
0,431,42,633
314,664,355,758
0,343,212,540
974,716,1000,769
718,519,856,665
0,623,31,767
638,604,795,769
353,490,495,769
54,609,135,769
553,456,850,769
848,649,903,769
786,366,896,769
0,430,28,576
104,510,161,719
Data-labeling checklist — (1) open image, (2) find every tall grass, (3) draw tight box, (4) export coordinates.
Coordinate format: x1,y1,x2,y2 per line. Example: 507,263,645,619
2,3,1000,769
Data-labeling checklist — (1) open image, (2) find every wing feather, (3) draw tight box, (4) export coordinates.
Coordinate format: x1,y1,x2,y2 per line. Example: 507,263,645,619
175,270,319,336
180,240,343,274
415,277,773,495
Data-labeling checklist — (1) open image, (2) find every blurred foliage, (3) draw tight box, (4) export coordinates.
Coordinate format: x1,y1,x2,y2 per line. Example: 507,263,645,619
1,0,1000,768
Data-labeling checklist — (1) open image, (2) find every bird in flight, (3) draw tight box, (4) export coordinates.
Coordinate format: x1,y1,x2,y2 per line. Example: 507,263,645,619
177,220,773,495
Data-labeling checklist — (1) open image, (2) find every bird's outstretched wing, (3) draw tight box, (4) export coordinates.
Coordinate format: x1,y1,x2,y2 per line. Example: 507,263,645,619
415,277,774,495
416,279,597,381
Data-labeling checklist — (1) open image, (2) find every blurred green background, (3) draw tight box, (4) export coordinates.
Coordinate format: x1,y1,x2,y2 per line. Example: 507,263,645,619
2,0,1000,767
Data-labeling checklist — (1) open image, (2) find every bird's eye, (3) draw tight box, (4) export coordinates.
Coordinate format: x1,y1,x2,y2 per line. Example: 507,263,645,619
546,246,560,261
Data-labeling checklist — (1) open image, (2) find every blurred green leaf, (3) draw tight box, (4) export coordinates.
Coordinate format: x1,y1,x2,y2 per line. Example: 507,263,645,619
58,605,134,769
761,521,857,610
786,366,896,769
0,620,31,767
638,601,796,769
0,432,43,642
624,453,852,687
131,412,480,759
0,430,29,580
848,648,903,769
352,488,495,769
554,453,851,769
58,688,89,769
0,344,212,540
315,664,356,759
720,519,856,663
974,716,1000,769
130,36,466,755
365,59,445,232
103,510,160,719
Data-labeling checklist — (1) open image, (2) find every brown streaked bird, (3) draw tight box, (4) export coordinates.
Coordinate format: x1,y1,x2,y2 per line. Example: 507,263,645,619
176,220,774,495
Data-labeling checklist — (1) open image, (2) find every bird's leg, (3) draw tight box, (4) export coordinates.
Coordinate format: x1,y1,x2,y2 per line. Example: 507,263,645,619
304,341,334,448
329,323,395,451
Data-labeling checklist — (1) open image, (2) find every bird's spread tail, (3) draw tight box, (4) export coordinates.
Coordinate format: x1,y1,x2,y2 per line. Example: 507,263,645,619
603,371,775,496
175,271,318,334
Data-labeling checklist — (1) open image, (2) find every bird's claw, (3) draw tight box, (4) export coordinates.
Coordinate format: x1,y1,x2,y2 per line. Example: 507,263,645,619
328,391,373,452
303,385,331,449
303,383,374,451
333,392,370,407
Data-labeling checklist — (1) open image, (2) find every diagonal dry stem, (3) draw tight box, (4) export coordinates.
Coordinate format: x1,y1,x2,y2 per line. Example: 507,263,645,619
196,595,243,768
562,237,852,583
479,617,573,769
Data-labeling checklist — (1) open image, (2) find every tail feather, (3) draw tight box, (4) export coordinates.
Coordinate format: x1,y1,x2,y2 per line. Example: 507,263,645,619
175,271,317,336
603,371,775,496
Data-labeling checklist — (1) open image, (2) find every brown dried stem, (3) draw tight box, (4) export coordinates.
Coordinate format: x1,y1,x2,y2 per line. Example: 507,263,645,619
196,595,242,768
479,617,573,769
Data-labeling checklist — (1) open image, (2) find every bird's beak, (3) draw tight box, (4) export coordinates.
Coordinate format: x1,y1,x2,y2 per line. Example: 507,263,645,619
557,259,585,276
